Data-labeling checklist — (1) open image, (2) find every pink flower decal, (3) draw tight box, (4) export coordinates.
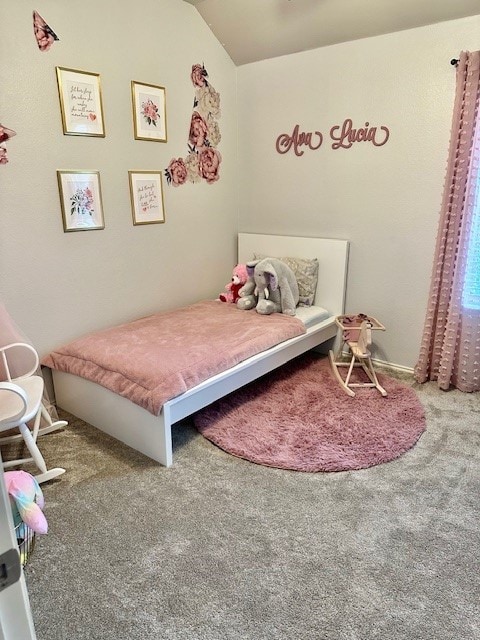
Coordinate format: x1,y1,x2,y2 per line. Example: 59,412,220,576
199,148,222,184
166,158,188,187
191,64,208,88
0,124,16,166
189,111,209,150
0,125,16,144
165,63,222,186
33,10,59,52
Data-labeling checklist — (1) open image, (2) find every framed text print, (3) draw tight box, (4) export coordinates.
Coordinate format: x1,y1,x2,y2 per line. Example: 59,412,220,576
131,81,167,142
57,171,105,232
128,171,165,225
56,67,105,137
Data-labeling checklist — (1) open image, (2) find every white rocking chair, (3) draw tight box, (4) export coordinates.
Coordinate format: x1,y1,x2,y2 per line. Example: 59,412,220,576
329,314,387,398
0,342,66,483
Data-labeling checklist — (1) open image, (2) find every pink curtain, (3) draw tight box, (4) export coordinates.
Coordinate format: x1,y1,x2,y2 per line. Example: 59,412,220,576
414,51,480,392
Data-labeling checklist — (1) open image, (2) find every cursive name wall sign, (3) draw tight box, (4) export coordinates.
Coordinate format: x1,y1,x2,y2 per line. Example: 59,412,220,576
276,118,390,156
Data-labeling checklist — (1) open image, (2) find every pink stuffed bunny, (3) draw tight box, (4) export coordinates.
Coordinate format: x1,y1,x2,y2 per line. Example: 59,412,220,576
5,470,48,534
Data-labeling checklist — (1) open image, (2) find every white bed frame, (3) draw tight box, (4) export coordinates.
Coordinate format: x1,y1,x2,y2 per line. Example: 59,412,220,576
50,234,349,467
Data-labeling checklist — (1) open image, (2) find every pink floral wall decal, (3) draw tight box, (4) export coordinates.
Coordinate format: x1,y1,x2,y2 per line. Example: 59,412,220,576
0,124,16,166
165,64,222,186
33,10,59,52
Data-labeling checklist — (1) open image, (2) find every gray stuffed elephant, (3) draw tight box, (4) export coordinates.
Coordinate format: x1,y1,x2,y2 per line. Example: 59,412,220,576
246,258,299,316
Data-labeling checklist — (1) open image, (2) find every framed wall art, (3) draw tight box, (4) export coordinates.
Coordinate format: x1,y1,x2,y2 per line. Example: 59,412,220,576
128,171,165,225
56,66,105,137
131,81,167,142
57,171,105,232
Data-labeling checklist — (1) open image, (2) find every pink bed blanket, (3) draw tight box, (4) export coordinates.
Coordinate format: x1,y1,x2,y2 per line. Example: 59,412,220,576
42,300,306,416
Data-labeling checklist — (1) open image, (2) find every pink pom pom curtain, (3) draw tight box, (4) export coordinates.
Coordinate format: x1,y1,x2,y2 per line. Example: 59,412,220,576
415,51,480,392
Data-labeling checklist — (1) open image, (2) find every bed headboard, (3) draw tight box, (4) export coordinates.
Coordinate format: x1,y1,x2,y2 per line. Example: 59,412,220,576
238,233,349,316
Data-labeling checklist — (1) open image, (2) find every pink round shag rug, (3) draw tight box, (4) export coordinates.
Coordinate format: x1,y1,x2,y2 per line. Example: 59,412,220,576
193,354,426,472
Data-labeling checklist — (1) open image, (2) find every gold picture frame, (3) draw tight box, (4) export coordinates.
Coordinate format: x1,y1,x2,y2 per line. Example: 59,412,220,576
131,81,167,142
56,66,105,137
57,171,105,232
128,171,166,225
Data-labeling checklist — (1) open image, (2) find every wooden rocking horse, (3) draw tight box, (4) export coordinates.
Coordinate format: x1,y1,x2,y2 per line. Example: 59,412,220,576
329,314,387,397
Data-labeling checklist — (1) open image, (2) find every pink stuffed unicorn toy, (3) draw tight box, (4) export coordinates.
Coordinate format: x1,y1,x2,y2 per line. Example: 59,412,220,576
5,470,48,534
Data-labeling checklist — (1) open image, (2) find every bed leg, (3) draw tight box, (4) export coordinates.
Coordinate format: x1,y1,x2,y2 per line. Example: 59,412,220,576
161,405,173,468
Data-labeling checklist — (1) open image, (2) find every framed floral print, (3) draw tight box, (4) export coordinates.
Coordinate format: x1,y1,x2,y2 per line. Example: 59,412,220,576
57,171,105,232
131,81,167,142
55,67,105,137
128,171,165,225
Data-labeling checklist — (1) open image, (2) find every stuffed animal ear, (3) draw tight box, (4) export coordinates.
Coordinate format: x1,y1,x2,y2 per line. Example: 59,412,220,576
264,263,278,291
246,259,260,277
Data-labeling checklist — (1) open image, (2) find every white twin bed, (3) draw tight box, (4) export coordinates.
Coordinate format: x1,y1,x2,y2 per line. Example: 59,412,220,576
46,233,349,467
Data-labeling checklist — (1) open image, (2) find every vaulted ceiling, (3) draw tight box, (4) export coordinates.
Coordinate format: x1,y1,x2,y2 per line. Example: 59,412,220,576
183,0,480,65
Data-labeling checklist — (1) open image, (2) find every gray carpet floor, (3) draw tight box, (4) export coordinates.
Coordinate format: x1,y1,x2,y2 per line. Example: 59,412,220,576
10,364,480,639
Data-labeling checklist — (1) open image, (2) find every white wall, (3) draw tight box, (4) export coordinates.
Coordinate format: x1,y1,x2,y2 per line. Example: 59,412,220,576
237,16,480,368
2,4,479,370
0,0,238,355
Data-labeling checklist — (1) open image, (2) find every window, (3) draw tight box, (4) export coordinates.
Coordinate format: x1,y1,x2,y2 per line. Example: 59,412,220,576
462,173,480,310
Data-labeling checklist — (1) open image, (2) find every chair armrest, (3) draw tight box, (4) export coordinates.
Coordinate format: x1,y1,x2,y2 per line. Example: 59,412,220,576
0,381,28,426
0,342,39,380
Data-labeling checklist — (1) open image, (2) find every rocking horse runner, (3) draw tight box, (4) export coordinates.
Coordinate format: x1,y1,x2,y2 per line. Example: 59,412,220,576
329,314,387,397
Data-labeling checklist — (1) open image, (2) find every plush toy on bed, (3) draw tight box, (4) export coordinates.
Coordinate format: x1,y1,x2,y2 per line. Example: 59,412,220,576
245,258,299,315
236,271,257,310
219,264,249,303
4,470,48,534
